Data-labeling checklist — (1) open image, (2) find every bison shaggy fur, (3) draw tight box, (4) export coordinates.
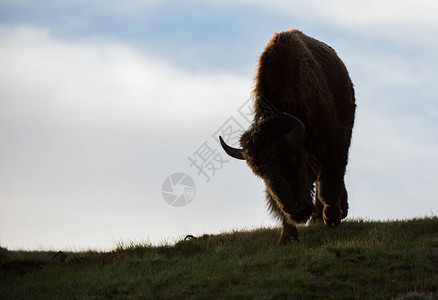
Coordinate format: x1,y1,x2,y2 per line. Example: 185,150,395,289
220,29,356,244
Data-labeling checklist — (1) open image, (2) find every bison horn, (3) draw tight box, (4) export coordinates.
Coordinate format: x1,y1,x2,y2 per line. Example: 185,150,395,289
283,113,305,145
219,136,245,160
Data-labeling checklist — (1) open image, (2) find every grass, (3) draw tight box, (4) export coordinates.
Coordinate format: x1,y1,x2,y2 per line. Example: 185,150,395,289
1,217,437,299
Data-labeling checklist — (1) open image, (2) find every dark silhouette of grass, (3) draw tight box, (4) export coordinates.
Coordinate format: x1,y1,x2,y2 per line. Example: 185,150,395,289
1,217,437,299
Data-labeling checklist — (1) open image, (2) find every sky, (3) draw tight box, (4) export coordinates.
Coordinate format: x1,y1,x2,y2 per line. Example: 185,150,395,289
1,0,437,251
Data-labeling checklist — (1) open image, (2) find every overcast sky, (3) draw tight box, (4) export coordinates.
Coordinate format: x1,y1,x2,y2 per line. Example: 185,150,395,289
1,0,437,251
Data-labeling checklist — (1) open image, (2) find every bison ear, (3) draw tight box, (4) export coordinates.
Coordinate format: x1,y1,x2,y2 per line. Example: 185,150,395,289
283,113,305,147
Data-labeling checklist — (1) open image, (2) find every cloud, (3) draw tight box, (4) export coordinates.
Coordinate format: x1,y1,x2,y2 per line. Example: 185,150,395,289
219,0,438,29
211,0,438,53
0,25,249,130
0,24,252,250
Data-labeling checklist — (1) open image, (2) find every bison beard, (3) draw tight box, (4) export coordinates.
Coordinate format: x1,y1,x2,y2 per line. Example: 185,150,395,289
220,29,356,244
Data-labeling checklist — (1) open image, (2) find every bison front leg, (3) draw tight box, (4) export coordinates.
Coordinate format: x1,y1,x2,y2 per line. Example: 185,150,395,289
279,215,299,244
265,190,300,244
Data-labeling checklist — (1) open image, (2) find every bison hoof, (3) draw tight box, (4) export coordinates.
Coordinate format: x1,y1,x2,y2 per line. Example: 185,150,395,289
278,234,299,245
308,215,324,224
325,220,340,227
323,206,341,227
340,207,348,219
278,224,299,245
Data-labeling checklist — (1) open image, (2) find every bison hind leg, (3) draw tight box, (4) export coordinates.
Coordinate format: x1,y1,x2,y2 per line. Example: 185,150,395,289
340,184,348,219
323,182,349,224
317,174,349,227
309,182,324,223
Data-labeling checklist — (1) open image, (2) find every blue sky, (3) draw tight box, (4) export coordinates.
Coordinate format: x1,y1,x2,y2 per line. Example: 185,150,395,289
0,1,300,73
1,0,437,250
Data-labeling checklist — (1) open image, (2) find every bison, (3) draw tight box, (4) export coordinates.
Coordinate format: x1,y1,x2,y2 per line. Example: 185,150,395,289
220,29,356,244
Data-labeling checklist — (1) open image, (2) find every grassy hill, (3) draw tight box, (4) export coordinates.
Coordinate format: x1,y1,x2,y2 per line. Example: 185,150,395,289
1,217,437,299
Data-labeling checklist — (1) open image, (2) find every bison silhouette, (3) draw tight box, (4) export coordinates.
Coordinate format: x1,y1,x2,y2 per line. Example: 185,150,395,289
220,29,356,244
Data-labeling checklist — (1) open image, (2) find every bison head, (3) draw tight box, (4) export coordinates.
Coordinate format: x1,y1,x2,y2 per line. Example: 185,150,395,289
220,113,315,224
